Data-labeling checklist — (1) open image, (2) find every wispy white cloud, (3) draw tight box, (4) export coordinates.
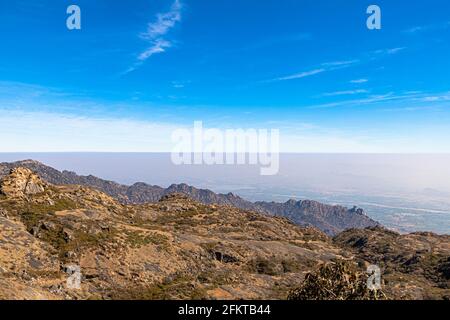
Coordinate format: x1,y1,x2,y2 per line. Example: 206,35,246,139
421,94,450,102
403,91,422,95
405,26,427,34
350,79,368,84
172,80,190,89
374,47,406,55
270,68,326,82
322,89,368,97
381,106,442,112
141,0,182,41
321,60,359,67
307,92,405,109
264,46,406,84
124,0,182,74
138,39,172,61
404,21,450,34
266,58,361,83
387,47,405,54
307,91,450,110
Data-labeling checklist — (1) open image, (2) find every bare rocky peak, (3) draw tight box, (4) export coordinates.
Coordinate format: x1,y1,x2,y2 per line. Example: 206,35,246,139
0,167,47,198
255,199,379,236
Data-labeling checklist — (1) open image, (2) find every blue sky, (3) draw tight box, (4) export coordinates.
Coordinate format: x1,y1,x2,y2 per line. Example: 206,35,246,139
0,0,449,152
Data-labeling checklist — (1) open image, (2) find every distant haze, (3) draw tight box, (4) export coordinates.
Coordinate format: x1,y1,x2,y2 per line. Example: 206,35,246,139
1,153,449,193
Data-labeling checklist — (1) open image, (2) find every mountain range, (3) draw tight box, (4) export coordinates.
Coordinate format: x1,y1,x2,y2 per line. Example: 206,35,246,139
0,160,378,235
0,166,448,300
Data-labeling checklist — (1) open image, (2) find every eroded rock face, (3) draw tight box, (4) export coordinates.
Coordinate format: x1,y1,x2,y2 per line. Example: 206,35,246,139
0,167,47,198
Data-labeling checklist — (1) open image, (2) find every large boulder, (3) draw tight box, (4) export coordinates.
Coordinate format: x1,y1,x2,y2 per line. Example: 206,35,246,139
0,167,47,198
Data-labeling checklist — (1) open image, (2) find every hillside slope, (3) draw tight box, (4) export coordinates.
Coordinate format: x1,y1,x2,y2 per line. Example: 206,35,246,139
0,167,341,299
0,167,448,300
334,227,450,299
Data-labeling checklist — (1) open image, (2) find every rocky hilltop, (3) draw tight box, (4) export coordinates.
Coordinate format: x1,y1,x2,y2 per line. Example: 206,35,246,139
334,227,450,299
256,200,377,236
0,167,448,300
0,160,378,235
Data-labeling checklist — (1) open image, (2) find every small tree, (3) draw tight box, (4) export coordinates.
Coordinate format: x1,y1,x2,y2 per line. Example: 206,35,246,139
288,260,388,300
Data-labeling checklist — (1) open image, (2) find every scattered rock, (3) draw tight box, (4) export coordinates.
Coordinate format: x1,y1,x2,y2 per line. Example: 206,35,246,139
212,251,239,264
0,208,8,218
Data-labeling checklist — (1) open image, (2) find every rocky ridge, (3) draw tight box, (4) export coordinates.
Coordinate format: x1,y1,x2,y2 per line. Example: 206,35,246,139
0,160,378,235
